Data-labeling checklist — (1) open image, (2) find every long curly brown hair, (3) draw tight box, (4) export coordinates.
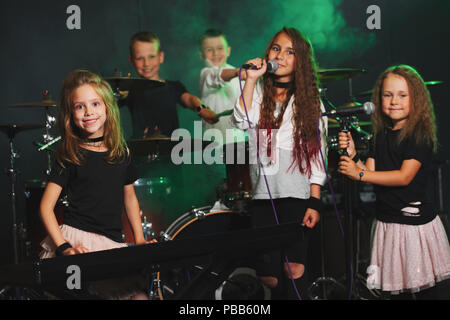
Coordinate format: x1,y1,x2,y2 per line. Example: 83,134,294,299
371,64,437,152
56,69,128,167
258,27,322,176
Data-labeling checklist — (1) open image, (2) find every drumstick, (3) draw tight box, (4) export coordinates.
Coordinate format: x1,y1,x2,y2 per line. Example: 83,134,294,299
215,109,233,118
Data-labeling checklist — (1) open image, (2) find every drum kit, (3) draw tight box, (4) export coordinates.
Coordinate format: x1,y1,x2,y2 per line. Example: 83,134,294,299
1,70,443,300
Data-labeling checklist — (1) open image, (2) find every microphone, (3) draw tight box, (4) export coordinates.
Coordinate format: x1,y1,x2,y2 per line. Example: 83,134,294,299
241,60,279,74
322,102,375,118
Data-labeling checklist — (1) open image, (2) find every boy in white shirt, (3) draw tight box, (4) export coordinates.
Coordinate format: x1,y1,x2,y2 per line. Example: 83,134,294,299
199,29,247,145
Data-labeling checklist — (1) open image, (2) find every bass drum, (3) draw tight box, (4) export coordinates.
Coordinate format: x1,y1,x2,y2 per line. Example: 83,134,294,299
156,206,270,300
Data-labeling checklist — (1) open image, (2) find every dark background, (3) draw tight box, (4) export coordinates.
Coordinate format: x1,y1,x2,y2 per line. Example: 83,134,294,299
0,0,449,281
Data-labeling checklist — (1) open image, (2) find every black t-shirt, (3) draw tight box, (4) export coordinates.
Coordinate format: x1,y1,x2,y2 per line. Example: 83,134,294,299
126,80,187,138
48,149,138,242
368,128,435,225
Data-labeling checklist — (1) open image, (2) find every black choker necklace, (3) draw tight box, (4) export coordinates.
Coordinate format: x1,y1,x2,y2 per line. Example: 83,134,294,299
86,136,104,143
274,81,294,88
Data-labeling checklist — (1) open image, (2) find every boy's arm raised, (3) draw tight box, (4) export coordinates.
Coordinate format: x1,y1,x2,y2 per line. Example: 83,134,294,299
180,92,218,124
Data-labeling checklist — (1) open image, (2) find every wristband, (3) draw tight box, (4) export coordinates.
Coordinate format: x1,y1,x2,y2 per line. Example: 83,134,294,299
55,242,72,256
352,153,360,163
196,104,207,114
308,197,324,213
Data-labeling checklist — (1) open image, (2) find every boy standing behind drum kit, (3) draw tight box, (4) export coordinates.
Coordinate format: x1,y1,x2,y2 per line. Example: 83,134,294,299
127,31,217,138
199,29,250,212
199,28,247,145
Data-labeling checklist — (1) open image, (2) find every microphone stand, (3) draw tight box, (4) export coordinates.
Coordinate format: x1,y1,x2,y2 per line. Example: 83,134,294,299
338,116,358,299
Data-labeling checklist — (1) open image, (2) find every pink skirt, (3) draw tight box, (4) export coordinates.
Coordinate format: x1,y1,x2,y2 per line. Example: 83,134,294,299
367,216,450,294
40,224,128,259
40,224,147,300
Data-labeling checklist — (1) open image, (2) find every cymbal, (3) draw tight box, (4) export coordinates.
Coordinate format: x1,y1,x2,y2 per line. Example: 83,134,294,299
328,118,338,124
127,136,217,156
357,121,372,127
328,121,372,129
0,124,45,138
424,80,444,86
318,68,366,84
339,101,362,108
8,99,57,108
104,76,165,91
357,80,444,96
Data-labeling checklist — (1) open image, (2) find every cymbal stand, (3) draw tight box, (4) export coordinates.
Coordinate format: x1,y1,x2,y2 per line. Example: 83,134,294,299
112,82,121,101
43,106,57,175
308,215,346,300
111,69,123,101
347,78,354,102
319,87,337,112
5,135,21,265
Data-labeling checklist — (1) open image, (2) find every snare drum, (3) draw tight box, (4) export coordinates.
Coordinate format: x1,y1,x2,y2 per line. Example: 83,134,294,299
156,206,263,300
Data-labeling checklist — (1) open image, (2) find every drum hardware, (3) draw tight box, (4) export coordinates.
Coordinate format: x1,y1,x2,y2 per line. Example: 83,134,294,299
320,85,338,114
328,117,372,138
104,74,165,100
0,124,46,267
8,91,59,175
215,267,271,300
155,207,253,300
127,131,216,159
105,75,165,91
148,275,162,300
327,136,339,150
123,204,164,243
308,183,345,300
0,124,49,298
42,92,58,175
318,68,366,85
193,207,207,220
7,97,58,109
436,161,446,214
142,216,156,241
318,68,367,112
158,231,171,242
316,68,379,299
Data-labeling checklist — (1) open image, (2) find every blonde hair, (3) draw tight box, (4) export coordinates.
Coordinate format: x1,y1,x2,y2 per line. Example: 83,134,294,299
371,64,437,152
56,69,128,167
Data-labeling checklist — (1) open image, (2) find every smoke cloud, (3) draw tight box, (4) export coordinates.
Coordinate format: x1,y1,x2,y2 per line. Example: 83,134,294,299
160,0,375,93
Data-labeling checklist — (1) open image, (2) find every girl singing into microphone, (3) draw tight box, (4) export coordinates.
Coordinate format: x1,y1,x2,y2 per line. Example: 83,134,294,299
232,27,327,299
